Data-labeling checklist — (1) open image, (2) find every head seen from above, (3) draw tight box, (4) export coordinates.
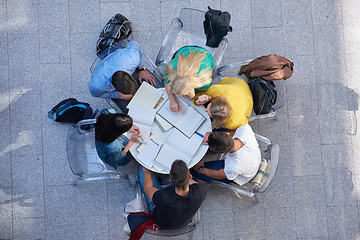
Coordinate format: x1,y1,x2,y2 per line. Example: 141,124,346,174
169,160,191,191
207,96,232,129
207,132,234,154
112,71,138,95
166,49,212,97
95,113,133,144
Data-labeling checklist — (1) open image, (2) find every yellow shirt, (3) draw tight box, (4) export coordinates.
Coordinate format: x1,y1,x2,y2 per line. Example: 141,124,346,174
194,77,253,130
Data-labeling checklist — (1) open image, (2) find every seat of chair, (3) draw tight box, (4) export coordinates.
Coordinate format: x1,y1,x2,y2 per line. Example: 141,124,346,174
66,119,128,184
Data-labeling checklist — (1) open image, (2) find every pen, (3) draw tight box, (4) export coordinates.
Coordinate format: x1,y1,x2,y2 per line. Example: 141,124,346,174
194,131,204,138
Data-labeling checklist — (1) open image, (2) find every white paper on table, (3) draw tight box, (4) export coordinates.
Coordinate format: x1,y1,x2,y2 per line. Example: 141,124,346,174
136,140,161,167
153,128,203,172
128,103,156,142
157,97,205,138
126,82,163,109
154,114,173,132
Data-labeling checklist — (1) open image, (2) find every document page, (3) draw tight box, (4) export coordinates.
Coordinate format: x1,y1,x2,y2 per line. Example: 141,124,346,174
157,98,205,137
153,128,203,172
128,104,156,142
126,82,163,109
136,140,161,167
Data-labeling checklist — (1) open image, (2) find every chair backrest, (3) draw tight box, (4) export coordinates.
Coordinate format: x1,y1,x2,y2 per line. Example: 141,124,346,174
66,119,128,184
142,207,200,239
214,60,286,121
208,133,280,201
155,8,228,73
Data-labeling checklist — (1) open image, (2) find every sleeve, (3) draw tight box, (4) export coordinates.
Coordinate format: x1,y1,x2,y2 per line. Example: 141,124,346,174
127,40,143,69
108,149,130,166
223,157,240,181
152,189,162,205
89,83,121,99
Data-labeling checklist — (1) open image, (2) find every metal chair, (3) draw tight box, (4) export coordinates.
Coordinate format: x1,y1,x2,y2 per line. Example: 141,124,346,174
66,119,128,184
208,133,280,202
155,8,228,73
214,60,287,121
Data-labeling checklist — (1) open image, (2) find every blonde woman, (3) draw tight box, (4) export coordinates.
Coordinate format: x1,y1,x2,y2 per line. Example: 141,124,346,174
193,77,253,130
163,46,214,112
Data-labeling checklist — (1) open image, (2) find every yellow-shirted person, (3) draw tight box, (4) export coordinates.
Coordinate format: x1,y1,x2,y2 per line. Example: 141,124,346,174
193,77,253,130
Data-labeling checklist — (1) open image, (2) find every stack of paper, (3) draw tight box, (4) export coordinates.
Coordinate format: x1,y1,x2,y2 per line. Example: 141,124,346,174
157,97,205,138
136,140,161,167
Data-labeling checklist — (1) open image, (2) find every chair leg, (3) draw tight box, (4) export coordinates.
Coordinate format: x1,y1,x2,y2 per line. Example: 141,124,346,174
71,176,80,185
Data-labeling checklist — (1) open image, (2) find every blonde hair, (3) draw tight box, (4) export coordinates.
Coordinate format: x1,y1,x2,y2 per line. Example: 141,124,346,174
165,49,212,96
210,96,232,129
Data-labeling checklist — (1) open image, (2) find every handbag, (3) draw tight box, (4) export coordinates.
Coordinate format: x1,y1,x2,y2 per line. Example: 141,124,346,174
247,77,277,115
96,13,132,57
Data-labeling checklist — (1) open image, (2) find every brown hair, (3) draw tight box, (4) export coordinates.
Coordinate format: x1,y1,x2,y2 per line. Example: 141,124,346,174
169,160,190,190
208,132,234,153
112,71,138,95
165,49,212,96
210,96,232,129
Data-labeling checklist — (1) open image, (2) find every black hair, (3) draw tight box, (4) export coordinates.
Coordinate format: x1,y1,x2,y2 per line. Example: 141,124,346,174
169,160,190,190
207,132,235,153
112,71,138,95
95,113,133,144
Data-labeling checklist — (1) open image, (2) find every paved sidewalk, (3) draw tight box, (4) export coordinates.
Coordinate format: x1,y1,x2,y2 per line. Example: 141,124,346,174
1,0,360,239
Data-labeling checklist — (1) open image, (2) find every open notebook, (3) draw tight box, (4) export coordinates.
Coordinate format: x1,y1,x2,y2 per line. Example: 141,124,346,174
128,103,156,143
157,97,205,138
153,128,204,172
126,82,163,109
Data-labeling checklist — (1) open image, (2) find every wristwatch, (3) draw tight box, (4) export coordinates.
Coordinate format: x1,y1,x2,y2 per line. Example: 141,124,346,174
137,66,146,71
197,167,203,174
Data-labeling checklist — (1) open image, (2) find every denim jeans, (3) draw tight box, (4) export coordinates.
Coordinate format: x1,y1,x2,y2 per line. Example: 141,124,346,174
137,166,162,212
190,160,235,184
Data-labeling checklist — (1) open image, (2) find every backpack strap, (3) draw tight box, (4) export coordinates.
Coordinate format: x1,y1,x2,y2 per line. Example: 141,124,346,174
48,98,79,121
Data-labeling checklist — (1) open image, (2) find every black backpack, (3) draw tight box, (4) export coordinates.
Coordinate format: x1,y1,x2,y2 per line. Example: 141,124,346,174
48,98,94,124
203,6,233,48
96,13,132,57
247,78,277,115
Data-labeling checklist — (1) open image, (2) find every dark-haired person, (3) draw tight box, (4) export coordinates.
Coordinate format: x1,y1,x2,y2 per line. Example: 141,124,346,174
89,40,163,113
137,160,207,230
95,113,142,169
191,124,261,186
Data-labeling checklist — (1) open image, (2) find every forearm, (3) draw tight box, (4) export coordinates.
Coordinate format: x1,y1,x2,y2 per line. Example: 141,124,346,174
165,84,177,102
201,167,227,180
124,140,135,153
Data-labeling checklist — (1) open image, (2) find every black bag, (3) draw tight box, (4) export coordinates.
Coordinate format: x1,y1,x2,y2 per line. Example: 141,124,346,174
48,98,94,124
203,6,233,48
247,78,277,115
96,13,132,57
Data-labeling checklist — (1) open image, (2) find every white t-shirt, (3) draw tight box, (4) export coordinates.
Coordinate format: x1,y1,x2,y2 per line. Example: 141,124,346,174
224,124,261,186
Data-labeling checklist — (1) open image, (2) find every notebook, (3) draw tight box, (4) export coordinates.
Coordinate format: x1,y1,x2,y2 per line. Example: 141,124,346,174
128,103,156,143
126,82,163,109
153,128,203,172
157,97,205,138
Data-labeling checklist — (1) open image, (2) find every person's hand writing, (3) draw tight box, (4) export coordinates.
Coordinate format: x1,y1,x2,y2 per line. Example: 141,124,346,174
195,95,211,105
130,131,142,143
129,124,140,133
169,99,181,112
138,70,156,86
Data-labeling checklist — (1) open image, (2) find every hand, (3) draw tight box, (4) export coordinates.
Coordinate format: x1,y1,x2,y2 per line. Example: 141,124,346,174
169,99,181,112
138,70,156,86
203,132,211,145
119,92,134,101
129,124,140,133
130,131,142,143
195,95,211,105
193,160,204,171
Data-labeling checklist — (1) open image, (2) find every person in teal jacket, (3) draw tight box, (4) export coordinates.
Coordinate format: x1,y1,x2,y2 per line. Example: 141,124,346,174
163,46,214,112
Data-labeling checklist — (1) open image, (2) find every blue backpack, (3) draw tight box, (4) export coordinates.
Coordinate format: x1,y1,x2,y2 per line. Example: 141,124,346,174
48,98,95,124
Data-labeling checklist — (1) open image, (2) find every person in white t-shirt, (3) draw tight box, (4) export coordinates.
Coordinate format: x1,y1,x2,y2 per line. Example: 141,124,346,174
191,124,261,185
